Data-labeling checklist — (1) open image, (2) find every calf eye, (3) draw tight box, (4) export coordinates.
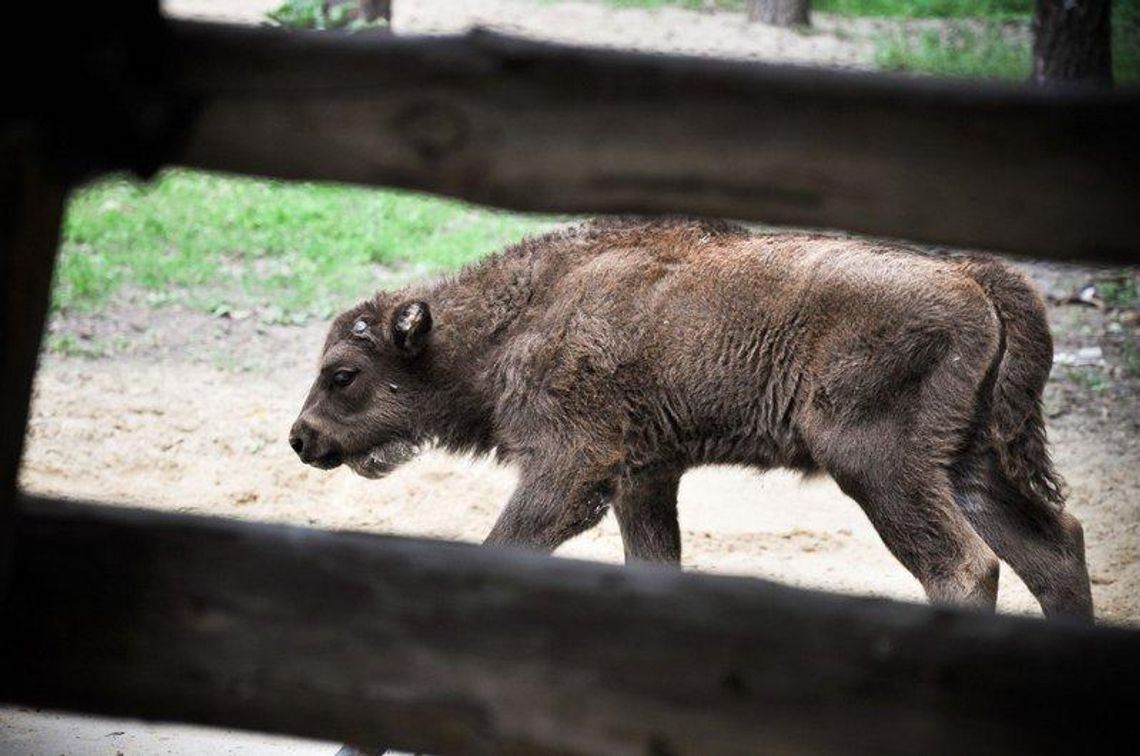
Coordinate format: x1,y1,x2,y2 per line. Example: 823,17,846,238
332,370,357,388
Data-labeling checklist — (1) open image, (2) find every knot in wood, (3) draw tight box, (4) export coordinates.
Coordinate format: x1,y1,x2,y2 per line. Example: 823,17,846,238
396,101,471,161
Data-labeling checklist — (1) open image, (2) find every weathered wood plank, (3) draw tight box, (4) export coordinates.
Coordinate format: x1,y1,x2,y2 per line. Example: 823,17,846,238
1,6,166,600
168,22,1139,262
2,496,1135,755
0,139,67,599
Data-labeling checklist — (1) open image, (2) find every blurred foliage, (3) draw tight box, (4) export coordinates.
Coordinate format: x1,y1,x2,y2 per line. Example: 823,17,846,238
266,0,388,31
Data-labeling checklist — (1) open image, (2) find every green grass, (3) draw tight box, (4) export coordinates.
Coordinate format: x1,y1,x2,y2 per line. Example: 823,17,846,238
873,1,1139,84
57,170,555,320
838,0,1138,85
1099,275,1139,310
875,26,1031,80
1065,367,1110,393
1116,1,1140,85
587,0,1037,83
1120,340,1140,379
267,0,389,31
44,333,127,359
587,0,1032,18
815,0,1031,20
591,0,1139,84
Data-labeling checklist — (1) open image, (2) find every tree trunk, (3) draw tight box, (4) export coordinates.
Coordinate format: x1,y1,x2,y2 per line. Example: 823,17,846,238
1032,0,1112,87
359,0,391,23
748,0,810,28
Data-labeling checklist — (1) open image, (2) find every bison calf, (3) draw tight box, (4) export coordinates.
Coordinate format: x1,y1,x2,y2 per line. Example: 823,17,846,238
291,218,1092,619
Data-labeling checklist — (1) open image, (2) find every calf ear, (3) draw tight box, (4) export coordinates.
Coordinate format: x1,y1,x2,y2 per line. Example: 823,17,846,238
391,301,432,356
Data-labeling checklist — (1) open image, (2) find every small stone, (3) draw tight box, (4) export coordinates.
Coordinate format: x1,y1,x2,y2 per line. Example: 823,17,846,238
1053,347,1103,367
1077,285,1102,307
1077,346,1103,361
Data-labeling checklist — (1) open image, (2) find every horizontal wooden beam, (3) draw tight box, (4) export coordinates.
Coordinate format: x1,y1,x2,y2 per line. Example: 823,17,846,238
2,496,1136,755
167,22,1139,262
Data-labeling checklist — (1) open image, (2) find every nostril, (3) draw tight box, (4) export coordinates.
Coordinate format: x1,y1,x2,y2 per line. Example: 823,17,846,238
289,436,304,455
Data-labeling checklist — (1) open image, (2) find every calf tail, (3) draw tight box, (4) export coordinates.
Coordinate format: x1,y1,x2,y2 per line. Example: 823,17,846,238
965,259,1065,508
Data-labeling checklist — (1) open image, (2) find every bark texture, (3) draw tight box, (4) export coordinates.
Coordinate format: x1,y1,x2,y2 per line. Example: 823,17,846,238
1033,0,1113,87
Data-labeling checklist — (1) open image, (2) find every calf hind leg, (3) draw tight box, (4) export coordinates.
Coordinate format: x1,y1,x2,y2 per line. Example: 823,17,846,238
831,461,1000,611
951,454,1093,620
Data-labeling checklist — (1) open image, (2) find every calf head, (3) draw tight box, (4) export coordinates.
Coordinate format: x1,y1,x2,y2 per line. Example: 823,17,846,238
290,297,432,479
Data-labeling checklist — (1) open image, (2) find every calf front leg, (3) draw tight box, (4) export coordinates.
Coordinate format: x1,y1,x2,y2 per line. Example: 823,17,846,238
613,470,682,565
484,460,613,552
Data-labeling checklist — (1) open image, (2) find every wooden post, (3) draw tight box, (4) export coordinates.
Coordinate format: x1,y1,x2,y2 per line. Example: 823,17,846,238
0,137,67,600
1,1,169,603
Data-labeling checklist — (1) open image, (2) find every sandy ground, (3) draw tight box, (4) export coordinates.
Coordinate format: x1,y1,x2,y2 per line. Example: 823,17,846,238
161,0,1031,69
3,1,1133,754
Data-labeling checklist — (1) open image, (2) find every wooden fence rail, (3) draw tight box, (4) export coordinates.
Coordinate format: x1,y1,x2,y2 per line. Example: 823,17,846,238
2,496,1136,756
169,22,1140,263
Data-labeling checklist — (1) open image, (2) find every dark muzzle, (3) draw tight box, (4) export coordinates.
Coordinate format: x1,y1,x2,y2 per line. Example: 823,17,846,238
289,419,343,470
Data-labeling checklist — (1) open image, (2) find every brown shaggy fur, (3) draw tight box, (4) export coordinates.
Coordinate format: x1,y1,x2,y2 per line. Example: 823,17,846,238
291,218,1092,619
